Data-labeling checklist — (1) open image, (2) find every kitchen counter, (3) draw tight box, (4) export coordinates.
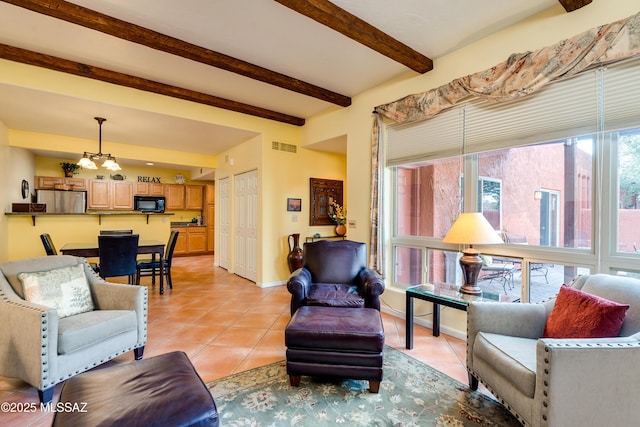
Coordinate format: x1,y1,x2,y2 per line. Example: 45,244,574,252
170,222,205,227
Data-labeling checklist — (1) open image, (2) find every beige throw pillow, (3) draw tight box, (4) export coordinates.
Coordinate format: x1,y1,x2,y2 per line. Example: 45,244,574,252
18,263,95,318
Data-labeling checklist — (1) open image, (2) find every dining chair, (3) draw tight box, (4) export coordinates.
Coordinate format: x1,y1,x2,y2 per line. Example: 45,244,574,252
98,234,140,284
40,233,57,256
43,233,99,272
136,231,179,289
100,229,134,235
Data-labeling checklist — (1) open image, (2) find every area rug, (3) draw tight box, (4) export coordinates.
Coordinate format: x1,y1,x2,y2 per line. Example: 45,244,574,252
208,346,520,426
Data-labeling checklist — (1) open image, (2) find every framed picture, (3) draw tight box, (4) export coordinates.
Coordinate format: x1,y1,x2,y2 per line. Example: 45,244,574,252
309,178,343,225
287,198,302,212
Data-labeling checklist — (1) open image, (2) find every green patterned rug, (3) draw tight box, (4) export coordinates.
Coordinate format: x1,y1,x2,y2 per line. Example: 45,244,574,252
208,346,519,426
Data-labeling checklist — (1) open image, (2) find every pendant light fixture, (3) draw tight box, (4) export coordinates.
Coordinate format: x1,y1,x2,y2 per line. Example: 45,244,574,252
77,117,121,171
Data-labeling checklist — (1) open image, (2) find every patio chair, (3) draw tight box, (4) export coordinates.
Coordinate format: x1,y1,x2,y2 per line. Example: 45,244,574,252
479,255,516,292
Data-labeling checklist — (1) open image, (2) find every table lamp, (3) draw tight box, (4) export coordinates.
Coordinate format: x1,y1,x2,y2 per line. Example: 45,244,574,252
442,212,503,295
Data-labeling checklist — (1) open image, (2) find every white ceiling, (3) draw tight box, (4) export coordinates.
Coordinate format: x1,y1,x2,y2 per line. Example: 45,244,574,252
0,0,559,169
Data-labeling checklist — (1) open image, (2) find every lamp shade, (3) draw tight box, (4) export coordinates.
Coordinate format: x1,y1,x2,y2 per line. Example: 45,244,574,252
442,213,503,245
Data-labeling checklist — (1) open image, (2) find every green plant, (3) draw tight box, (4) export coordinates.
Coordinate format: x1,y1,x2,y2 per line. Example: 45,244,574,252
60,162,81,176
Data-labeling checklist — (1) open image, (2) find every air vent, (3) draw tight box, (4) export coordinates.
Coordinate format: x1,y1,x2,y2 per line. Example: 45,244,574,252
272,141,297,153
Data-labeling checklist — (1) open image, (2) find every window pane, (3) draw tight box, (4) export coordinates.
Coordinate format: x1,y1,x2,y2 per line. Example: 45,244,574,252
479,178,502,229
478,139,593,249
395,157,462,238
616,129,640,254
527,263,590,303
394,246,423,287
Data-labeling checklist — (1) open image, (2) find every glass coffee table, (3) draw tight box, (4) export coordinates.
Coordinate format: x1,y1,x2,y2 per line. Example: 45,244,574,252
405,282,519,349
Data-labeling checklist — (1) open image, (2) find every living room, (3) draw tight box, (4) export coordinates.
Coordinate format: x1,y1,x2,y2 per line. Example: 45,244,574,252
1,1,640,425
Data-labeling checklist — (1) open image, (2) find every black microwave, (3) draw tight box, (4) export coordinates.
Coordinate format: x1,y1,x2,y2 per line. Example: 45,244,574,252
134,195,165,212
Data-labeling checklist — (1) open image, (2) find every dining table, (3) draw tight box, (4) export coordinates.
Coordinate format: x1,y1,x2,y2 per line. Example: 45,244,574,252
60,239,167,294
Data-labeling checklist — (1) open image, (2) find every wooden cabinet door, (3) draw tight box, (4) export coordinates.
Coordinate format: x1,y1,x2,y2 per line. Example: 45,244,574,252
206,204,215,252
137,182,165,196
88,180,110,209
149,182,165,195
173,228,187,255
134,182,149,195
185,185,203,210
205,183,215,204
165,184,185,210
36,176,64,189
187,228,207,253
66,178,87,190
112,181,134,209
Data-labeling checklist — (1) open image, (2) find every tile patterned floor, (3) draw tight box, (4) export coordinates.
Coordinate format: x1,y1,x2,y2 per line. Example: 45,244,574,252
0,255,473,426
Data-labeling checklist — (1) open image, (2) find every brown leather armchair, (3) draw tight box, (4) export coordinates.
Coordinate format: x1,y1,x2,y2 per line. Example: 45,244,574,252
287,240,385,315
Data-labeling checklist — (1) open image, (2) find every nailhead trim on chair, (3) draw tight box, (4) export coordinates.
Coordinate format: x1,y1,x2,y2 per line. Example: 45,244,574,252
3,260,149,394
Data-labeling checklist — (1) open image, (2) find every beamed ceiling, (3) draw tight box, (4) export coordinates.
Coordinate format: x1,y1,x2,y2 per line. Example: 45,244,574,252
0,0,591,168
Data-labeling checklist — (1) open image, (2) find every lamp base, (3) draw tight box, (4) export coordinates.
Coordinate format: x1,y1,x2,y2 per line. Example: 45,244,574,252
458,248,484,295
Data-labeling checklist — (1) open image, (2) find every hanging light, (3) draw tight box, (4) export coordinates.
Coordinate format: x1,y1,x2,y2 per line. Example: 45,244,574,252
77,117,121,171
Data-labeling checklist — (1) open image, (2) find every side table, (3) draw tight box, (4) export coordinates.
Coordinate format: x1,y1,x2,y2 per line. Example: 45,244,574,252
405,283,519,349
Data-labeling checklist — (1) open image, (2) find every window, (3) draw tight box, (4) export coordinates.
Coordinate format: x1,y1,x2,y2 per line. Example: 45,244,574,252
478,177,502,230
477,138,592,250
395,157,462,238
385,57,640,303
616,128,640,254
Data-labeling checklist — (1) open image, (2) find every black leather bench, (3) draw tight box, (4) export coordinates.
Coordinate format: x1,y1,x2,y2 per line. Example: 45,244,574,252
52,351,218,427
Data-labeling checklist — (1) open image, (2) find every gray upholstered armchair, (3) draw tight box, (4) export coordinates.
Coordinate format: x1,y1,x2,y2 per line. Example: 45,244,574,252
287,240,385,316
467,274,640,426
0,255,147,403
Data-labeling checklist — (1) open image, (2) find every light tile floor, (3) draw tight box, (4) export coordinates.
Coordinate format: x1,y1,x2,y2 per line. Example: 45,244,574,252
0,255,476,426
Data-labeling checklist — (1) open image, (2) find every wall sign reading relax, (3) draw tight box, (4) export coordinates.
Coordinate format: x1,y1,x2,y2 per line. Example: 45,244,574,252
138,176,162,183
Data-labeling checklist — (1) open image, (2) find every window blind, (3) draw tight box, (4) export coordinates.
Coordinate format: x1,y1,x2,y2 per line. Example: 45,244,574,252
386,106,464,166
463,70,600,154
383,58,640,164
603,57,640,133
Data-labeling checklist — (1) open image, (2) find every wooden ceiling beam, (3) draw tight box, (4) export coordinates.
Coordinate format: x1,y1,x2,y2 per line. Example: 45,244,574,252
0,43,305,126
274,0,433,74
2,0,351,107
558,0,592,12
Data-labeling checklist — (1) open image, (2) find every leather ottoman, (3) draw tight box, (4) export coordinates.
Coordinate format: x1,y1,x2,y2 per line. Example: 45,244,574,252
52,351,219,427
285,306,385,393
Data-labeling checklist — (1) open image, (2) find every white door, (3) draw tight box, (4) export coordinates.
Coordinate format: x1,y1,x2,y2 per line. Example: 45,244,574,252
245,171,258,281
218,177,230,270
234,170,258,281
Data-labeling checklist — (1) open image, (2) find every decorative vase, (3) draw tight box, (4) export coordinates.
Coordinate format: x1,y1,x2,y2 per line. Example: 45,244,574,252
335,224,347,236
287,233,304,273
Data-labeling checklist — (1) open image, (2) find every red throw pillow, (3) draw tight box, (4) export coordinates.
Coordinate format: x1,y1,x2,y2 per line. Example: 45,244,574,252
543,285,630,338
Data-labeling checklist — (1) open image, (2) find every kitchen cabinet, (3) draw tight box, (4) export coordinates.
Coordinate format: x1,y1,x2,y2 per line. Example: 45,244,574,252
88,180,134,210
164,184,205,210
204,184,215,252
187,227,207,253
134,182,164,196
35,176,87,191
173,228,187,255
164,184,185,210
171,226,207,255
185,185,204,210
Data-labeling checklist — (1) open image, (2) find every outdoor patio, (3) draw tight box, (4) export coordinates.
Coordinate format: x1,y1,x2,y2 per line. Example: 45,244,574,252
477,262,580,303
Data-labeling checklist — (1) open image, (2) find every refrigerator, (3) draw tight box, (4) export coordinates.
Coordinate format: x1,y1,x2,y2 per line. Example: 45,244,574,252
36,190,87,213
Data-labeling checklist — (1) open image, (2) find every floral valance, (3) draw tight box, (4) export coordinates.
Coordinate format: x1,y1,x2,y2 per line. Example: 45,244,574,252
374,11,640,125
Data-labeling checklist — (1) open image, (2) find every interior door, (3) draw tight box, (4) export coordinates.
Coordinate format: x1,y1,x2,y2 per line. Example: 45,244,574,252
233,170,258,282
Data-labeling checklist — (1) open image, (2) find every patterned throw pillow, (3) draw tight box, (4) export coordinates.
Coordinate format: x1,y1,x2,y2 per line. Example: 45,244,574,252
18,263,95,318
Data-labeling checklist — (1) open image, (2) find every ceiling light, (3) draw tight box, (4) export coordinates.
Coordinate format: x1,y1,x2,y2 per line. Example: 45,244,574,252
77,117,121,171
